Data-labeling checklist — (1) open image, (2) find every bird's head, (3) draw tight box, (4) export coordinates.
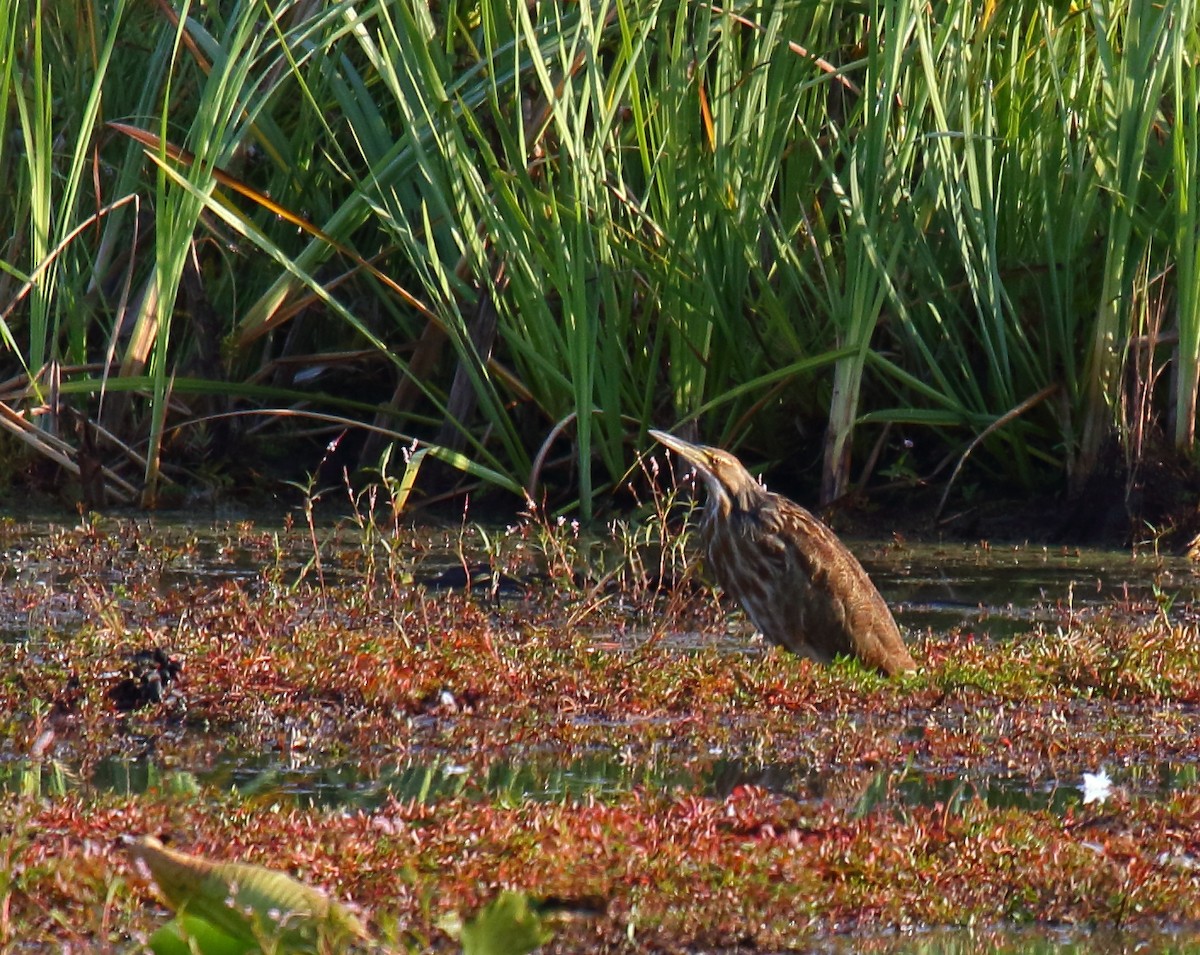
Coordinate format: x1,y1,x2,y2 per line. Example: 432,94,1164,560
649,430,764,517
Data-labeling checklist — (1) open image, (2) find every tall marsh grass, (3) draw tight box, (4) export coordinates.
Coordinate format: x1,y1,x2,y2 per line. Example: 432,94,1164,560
0,0,1196,517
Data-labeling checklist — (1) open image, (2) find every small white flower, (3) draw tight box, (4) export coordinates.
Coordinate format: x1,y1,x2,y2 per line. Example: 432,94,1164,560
1081,768,1112,805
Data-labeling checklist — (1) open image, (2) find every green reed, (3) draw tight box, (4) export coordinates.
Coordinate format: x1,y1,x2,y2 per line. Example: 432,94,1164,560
0,0,1196,514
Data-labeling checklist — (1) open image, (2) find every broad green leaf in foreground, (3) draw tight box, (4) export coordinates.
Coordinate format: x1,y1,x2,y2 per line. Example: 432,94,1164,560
453,891,554,955
148,914,257,955
125,835,368,952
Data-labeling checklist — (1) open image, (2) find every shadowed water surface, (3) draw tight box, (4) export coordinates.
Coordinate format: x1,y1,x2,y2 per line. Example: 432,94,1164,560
867,541,1199,637
2,521,1197,638
6,747,1198,818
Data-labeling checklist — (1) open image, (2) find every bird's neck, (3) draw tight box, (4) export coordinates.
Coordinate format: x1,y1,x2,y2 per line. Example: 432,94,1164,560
707,484,766,523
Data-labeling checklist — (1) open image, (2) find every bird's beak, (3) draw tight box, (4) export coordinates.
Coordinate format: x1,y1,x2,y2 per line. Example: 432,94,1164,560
649,430,712,473
649,429,734,511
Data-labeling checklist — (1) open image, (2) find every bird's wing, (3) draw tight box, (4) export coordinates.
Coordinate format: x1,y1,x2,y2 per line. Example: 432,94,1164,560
763,497,910,670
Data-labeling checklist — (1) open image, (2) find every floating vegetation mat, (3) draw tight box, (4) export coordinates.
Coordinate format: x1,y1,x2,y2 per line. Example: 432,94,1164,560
2,515,1200,951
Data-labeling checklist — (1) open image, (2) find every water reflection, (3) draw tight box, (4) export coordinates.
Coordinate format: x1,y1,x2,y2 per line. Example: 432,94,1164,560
7,750,1194,815
863,543,1199,637
197,752,696,809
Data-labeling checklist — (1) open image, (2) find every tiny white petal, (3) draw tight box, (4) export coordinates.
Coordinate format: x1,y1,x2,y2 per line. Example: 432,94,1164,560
1081,769,1112,805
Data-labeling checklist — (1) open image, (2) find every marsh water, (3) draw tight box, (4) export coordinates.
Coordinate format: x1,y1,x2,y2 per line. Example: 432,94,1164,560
4,519,1200,952
5,525,1198,806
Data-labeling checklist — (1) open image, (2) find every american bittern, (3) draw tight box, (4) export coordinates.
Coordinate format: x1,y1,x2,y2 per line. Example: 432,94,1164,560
651,431,916,676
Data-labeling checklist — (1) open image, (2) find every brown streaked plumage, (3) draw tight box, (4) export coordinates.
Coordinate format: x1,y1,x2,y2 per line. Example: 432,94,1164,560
651,430,916,676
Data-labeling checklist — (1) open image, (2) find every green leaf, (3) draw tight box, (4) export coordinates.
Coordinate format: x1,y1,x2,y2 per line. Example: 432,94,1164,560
149,915,257,955
125,836,368,952
459,891,553,955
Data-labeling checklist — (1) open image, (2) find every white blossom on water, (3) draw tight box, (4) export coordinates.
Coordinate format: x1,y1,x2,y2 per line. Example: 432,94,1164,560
1081,768,1112,805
